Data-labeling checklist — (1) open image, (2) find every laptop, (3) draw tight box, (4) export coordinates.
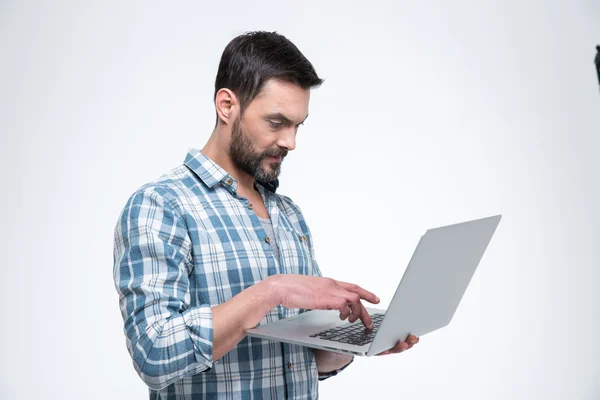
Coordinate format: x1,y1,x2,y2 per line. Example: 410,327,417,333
246,215,502,356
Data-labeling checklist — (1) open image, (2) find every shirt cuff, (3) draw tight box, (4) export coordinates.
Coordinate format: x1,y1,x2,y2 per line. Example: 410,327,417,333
317,356,354,381
182,305,214,368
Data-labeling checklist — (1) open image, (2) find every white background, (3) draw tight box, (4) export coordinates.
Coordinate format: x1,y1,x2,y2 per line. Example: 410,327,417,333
1,1,599,399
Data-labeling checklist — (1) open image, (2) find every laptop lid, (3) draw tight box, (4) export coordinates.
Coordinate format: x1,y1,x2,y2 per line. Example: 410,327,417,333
366,215,502,356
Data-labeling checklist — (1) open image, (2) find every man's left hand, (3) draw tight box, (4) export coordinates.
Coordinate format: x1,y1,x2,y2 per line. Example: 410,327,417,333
375,335,420,356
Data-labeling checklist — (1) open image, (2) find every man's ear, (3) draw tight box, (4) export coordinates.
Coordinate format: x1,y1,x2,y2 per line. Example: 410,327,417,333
215,88,238,125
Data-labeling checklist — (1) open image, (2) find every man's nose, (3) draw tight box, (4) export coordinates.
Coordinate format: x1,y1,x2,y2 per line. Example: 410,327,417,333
277,128,296,151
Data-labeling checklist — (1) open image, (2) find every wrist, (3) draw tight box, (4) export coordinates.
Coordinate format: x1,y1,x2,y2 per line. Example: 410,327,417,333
262,274,282,309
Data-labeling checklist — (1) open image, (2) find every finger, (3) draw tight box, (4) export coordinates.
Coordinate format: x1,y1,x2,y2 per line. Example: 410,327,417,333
399,342,410,352
321,295,348,312
353,300,372,329
406,335,419,345
339,303,352,320
389,342,410,354
348,305,361,323
377,341,409,356
376,337,420,355
334,281,380,304
375,348,397,356
348,310,356,323
347,301,363,324
376,338,418,356
336,290,372,329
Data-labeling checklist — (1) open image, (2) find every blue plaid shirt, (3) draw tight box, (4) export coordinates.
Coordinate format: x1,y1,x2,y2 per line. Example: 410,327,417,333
113,148,351,399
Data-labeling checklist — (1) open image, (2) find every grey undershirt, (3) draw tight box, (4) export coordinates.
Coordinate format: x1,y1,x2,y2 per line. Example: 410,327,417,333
257,216,281,264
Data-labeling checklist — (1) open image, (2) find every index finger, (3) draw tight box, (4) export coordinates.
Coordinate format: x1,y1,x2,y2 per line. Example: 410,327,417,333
333,289,373,329
350,299,373,329
334,280,380,304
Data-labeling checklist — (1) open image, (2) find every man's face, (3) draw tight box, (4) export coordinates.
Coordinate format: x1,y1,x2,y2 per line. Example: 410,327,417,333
229,79,310,185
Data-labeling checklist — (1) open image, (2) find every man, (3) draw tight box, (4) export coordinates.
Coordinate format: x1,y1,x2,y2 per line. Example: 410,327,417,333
113,31,419,399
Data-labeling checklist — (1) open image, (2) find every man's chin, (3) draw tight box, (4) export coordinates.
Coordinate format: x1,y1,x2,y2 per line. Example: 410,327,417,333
261,159,281,171
255,169,280,184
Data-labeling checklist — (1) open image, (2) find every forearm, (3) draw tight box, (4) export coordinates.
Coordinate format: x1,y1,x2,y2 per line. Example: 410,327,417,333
122,276,279,390
312,349,353,373
212,276,279,361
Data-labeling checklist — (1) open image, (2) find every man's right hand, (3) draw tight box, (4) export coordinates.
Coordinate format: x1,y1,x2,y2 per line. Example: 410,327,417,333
267,274,380,329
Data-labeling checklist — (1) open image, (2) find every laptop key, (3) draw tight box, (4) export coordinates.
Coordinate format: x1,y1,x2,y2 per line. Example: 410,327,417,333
308,313,385,345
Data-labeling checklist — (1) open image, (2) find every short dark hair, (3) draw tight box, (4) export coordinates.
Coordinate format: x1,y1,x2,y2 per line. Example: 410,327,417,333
214,31,323,124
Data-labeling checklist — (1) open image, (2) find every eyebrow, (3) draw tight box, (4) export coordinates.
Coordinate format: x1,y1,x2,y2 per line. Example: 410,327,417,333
265,112,309,126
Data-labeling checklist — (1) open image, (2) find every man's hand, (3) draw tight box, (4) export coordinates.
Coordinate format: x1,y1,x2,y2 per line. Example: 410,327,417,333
267,274,420,357
375,334,420,356
268,274,380,328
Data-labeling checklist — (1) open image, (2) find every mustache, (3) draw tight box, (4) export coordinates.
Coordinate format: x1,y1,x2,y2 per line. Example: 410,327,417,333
261,149,288,159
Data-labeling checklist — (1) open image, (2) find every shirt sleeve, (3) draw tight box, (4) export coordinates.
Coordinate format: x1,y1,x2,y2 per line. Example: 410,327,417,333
317,356,354,381
113,187,213,391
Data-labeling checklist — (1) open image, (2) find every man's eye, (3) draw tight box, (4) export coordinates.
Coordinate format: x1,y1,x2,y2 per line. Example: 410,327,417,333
268,120,283,129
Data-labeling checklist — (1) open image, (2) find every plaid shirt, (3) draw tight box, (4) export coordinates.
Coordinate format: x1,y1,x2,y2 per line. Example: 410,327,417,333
113,148,351,399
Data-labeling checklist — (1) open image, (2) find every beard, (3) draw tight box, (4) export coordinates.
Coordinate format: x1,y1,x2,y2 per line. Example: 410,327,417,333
229,116,288,186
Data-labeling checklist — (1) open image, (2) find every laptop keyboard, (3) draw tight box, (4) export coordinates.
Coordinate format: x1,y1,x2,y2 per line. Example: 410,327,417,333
309,313,385,346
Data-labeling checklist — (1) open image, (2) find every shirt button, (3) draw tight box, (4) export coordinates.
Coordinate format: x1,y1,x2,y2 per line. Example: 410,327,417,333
248,203,253,210
265,236,270,244
226,178,233,185
287,362,292,370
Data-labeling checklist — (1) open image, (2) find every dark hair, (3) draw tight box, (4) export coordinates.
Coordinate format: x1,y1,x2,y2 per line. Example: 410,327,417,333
214,31,323,124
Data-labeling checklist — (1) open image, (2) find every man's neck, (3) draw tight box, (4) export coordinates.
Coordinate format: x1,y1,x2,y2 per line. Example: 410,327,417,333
201,133,257,194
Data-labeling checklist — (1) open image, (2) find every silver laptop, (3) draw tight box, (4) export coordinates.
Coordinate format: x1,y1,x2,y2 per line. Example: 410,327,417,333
246,215,502,356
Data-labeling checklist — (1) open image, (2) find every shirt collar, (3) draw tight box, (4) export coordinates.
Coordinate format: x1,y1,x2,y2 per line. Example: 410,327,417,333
183,148,279,193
